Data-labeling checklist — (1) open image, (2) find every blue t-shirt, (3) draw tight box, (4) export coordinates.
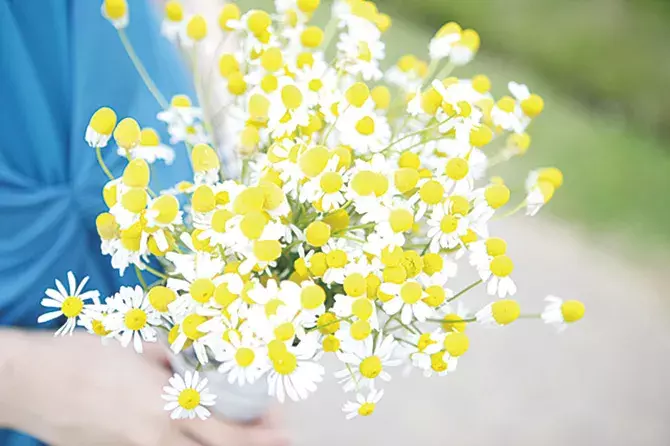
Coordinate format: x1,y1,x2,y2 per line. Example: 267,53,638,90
0,1,193,444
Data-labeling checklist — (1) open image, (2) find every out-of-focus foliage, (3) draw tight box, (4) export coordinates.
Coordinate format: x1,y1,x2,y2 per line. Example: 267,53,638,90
380,0,670,139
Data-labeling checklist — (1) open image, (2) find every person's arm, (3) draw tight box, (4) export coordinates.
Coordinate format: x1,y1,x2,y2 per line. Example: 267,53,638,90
0,329,288,446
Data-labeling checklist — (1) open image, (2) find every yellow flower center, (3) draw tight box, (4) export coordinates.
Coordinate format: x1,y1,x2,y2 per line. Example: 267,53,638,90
359,356,382,379
61,296,84,318
350,320,371,340
148,286,176,313
389,209,414,233
355,116,375,136
124,308,147,331
322,335,340,352
214,283,238,308
186,15,207,41
89,107,117,135
301,285,326,310
305,221,331,247
211,209,233,233
358,402,376,416
103,0,127,20
320,172,343,193
164,1,183,22
423,285,445,307
538,167,563,189
422,253,443,275
417,333,435,352
299,146,329,178
521,94,544,118
317,312,340,334
103,183,118,208
151,195,179,225
281,85,303,110
469,124,493,147
227,71,247,95
122,159,150,188
247,10,272,36
96,212,119,240
219,4,241,31
121,188,147,214
497,96,516,113
491,300,520,325
297,0,320,13
191,143,220,173
472,74,491,93
308,252,328,276
343,273,366,297
345,82,370,107
419,180,444,205
371,85,391,110
490,255,514,277
350,170,375,196
400,282,422,304
260,48,283,72
440,215,459,233
381,245,403,267
171,94,191,107
219,54,240,78
240,211,268,240
233,186,265,215
352,298,373,320
274,322,295,342
441,313,466,332
485,237,507,257
402,251,423,278
253,240,282,262
445,158,469,180
300,26,324,48
192,185,216,213
190,278,215,303
484,184,510,209
272,351,298,375
178,388,201,410
383,266,406,285
182,314,208,340
443,332,469,357
561,300,585,323
92,319,110,336
394,168,420,194
235,347,255,367
430,352,448,372
296,51,314,68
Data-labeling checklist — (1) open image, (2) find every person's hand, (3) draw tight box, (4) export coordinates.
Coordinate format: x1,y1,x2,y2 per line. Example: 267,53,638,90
0,330,289,446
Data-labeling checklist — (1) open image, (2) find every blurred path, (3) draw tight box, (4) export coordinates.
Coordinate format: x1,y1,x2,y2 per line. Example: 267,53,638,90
284,217,670,446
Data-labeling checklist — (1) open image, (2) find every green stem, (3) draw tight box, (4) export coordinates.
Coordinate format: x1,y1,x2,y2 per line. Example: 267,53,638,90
95,146,115,181
447,279,483,303
381,117,452,154
143,264,169,280
494,200,527,220
117,29,168,109
426,316,477,324
134,265,148,290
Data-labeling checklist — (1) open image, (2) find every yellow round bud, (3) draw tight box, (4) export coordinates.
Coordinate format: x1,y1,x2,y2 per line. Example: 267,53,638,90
103,0,127,20
345,82,370,108
300,26,324,48
484,184,510,209
148,286,176,313
186,15,207,41
122,159,150,188
538,167,563,189
305,221,331,247
227,71,247,95
96,213,119,240
247,10,271,36
371,86,391,110
260,47,283,72
491,300,520,325
469,124,493,147
89,107,117,136
192,185,216,213
443,332,469,357
375,13,391,32
561,300,585,323
113,117,141,149
218,54,240,78
297,0,320,13
521,94,544,118
164,1,183,22
191,143,220,173
219,4,241,31
472,74,491,93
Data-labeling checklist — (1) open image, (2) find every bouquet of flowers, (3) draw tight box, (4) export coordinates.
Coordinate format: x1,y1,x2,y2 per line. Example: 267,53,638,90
39,0,585,422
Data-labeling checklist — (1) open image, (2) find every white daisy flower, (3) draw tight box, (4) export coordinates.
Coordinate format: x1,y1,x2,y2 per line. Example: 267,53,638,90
379,280,434,325
104,285,161,353
162,371,216,420
425,203,468,253
476,254,517,298
217,331,269,385
335,335,400,392
267,332,325,403
38,272,100,336
342,389,384,419
541,295,585,332
118,128,175,165
475,299,521,327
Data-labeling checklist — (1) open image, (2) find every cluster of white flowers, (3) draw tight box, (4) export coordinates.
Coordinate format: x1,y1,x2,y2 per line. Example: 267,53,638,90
40,0,585,421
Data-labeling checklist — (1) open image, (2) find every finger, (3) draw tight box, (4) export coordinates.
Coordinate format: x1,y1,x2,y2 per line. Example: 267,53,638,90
177,418,290,446
142,342,171,370
163,431,205,446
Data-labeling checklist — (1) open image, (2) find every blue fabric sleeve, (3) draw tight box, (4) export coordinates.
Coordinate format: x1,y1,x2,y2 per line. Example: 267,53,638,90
0,0,193,444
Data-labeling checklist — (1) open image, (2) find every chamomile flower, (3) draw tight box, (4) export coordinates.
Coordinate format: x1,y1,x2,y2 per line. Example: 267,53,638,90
525,167,562,216
477,254,517,298
541,295,585,331
335,335,400,392
104,285,161,353
428,22,462,61
38,272,100,336
379,280,433,325
300,157,347,212
342,389,384,419
85,107,117,148
267,332,325,403
161,0,185,42
120,128,175,165
425,203,469,252
166,252,229,314
102,0,129,29
508,81,545,119
476,299,521,327
162,371,216,420
217,331,269,385
338,108,391,154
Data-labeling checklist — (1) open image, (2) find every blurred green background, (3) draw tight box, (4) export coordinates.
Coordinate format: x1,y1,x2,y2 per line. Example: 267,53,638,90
237,0,670,249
